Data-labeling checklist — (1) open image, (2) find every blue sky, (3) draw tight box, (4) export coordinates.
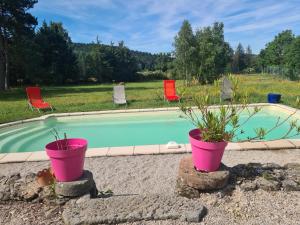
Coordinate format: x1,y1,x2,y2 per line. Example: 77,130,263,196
31,0,300,54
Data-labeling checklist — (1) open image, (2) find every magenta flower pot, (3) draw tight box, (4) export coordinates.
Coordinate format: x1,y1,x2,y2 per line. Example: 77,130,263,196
189,129,227,172
46,138,87,182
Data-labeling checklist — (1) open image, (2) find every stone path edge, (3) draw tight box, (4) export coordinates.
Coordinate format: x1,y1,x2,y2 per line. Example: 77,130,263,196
0,140,299,164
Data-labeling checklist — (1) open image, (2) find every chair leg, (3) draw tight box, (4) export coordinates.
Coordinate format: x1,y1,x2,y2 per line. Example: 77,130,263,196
28,102,33,111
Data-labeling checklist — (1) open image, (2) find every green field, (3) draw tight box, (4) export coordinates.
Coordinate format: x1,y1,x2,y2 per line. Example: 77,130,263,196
0,74,300,124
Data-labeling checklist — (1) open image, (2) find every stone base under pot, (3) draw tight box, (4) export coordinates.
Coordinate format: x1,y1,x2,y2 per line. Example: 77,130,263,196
55,170,98,198
176,156,230,198
176,156,300,198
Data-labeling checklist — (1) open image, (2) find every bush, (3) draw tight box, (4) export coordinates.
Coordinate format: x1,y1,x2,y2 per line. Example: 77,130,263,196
137,71,168,81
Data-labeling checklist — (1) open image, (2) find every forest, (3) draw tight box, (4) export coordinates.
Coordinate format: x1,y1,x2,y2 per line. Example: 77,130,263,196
1,0,300,91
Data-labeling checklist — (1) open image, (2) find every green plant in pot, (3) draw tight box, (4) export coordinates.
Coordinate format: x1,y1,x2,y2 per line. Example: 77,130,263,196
180,75,300,172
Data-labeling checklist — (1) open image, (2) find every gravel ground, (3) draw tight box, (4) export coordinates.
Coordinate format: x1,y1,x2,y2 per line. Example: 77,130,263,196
0,149,300,225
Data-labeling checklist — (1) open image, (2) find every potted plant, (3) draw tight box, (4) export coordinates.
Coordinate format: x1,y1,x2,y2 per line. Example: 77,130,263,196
180,75,300,172
46,130,87,182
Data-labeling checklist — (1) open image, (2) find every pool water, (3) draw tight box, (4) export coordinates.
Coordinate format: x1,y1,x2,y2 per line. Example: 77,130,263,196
0,106,299,153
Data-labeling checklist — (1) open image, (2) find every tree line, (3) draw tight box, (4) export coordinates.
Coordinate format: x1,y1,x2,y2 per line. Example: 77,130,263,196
1,0,300,91
172,20,257,84
257,30,300,80
0,0,171,90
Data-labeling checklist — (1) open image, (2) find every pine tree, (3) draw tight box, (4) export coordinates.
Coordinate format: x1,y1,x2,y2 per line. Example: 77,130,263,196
0,0,37,90
232,43,246,73
174,20,196,85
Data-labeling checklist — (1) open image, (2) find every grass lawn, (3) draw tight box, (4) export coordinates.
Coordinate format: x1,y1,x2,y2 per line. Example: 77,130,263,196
1,74,300,124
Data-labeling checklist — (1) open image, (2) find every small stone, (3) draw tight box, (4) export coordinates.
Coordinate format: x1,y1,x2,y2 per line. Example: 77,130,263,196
282,179,300,191
256,177,280,191
183,206,206,222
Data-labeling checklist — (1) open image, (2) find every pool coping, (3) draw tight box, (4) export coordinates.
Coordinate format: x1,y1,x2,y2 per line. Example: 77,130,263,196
0,140,299,164
1,103,300,164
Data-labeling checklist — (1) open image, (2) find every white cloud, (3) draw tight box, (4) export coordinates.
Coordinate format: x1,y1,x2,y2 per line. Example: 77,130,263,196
31,0,300,53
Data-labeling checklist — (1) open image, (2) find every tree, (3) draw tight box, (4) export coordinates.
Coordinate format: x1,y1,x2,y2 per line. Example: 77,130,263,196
35,21,78,84
232,43,246,73
263,30,295,66
284,36,300,80
245,45,253,69
0,0,37,90
195,22,232,84
154,53,172,72
174,20,196,85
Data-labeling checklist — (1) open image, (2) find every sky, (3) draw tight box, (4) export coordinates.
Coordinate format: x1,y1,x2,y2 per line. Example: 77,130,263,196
30,0,300,54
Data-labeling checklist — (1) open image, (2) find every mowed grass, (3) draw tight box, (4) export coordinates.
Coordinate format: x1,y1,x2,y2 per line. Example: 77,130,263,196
1,74,300,124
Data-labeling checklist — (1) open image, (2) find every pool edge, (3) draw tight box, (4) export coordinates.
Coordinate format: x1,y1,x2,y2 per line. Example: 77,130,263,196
0,141,299,164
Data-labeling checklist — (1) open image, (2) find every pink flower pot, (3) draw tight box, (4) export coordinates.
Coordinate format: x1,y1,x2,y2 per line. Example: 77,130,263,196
46,138,87,182
189,129,227,172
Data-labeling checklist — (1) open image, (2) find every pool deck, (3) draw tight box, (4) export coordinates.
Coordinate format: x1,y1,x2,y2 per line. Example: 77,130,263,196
0,139,300,164
0,103,300,164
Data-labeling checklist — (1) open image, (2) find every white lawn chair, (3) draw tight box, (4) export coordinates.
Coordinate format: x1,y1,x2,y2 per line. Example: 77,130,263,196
113,85,127,105
221,77,233,101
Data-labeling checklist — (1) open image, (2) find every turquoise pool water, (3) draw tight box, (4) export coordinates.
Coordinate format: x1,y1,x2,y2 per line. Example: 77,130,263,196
0,106,299,153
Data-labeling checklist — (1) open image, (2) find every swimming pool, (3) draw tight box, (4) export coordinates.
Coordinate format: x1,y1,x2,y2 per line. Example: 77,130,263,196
0,104,299,153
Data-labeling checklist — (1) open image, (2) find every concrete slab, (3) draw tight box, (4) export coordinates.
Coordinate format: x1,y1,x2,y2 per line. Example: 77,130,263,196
134,145,159,155
107,146,134,156
0,152,33,163
26,151,49,161
86,148,109,158
159,144,186,154
264,140,296,150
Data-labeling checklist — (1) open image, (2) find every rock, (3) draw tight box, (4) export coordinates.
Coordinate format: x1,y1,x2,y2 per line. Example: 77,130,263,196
183,206,206,222
256,177,280,191
76,194,91,204
44,206,60,219
240,181,257,191
284,163,300,170
261,163,281,170
176,177,200,198
230,163,262,179
177,156,230,191
1,173,21,185
19,181,41,201
62,194,206,225
55,170,98,198
39,186,55,201
282,179,300,191
0,184,11,201
25,173,36,183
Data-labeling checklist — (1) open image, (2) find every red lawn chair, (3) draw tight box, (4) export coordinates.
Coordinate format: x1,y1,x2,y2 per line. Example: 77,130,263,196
163,80,181,102
26,87,53,112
